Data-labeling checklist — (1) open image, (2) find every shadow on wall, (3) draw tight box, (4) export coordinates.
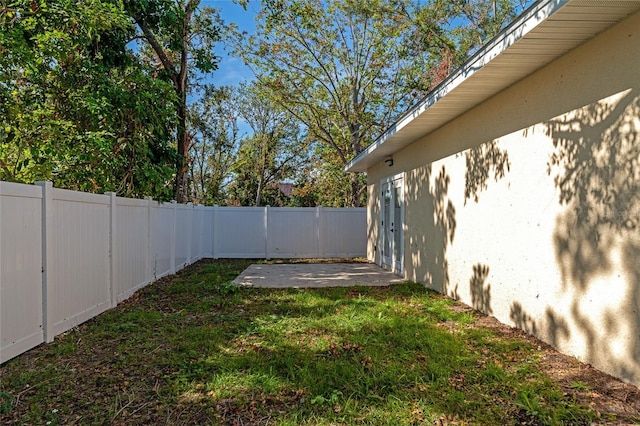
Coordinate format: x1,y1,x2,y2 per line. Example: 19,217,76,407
409,140,510,291
408,139,511,309
510,301,537,335
463,141,509,315
407,164,456,294
470,263,493,315
464,140,511,205
517,88,640,384
511,304,572,348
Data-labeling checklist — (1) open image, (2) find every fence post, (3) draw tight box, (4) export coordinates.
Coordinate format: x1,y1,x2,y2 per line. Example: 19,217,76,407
265,205,270,260
170,201,177,274
186,203,193,265
35,181,54,343
212,205,218,259
198,205,205,261
145,197,152,284
0,184,2,340
107,192,117,307
316,206,322,258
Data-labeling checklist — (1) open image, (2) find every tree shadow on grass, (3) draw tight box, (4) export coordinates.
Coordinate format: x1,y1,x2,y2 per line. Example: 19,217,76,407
182,282,578,425
0,262,599,425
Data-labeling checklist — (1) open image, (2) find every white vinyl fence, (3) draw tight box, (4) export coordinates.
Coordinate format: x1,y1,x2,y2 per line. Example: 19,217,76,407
0,181,365,364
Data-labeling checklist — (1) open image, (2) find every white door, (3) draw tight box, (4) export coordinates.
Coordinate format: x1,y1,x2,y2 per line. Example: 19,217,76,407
381,174,403,274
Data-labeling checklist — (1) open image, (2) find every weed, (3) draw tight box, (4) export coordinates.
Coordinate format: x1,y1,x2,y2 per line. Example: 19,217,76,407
311,390,343,405
570,381,593,390
515,390,543,417
0,392,14,414
218,280,241,296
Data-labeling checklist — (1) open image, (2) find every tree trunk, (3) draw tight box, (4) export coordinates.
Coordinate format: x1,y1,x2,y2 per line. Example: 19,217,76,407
174,97,190,203
349,127,363,207
350,172,361,207
255,134,269,206
133,0,197,204
255,176,263,207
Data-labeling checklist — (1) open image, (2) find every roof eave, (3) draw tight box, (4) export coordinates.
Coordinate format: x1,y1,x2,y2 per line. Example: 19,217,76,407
345,0,640,173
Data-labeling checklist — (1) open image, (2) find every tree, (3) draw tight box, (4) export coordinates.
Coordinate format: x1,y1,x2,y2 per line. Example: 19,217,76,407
188,86,239,204
450,0,534,66
126,0,221,202
236,0,534,207
227,82,310,206
236,0,451,207
303,144,359,207
1,0,178,199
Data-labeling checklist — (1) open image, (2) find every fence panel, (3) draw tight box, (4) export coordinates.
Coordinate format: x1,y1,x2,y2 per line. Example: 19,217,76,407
320,208,366,257
174,204,191,270
47,188,111,339
115,197,150,302
190,206,205,262
212,206,366,259
0,182,44,363
267,208,319,258
150,202,174,279
1,180,367,364
215,207,266,258
201,207,214,258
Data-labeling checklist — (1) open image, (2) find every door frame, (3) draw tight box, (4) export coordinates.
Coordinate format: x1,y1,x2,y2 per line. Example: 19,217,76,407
380,173,404,275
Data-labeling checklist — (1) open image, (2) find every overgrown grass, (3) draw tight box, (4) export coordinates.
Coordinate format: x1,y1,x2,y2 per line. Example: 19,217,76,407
0,259,595,425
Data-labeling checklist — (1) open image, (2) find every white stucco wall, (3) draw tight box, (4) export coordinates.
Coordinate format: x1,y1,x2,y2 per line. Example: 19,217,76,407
367,11,640,386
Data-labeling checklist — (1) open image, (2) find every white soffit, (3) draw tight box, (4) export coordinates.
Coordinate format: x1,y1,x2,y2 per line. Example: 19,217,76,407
345,0,640,173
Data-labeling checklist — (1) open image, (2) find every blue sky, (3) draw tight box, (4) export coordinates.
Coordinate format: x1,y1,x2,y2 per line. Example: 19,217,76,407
204,0,259,87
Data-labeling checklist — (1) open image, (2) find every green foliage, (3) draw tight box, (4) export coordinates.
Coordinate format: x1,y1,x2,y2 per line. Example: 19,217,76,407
126,0,223,203
217,281,242,299
570,381,593,391
0,392,13,414
226,82,311,206
237,0,440,206
311,389,342,405
450,0,534,66
0,0,534,205
188,85,239,205
1,0,178,199
302,145,368,207
235,0,533,207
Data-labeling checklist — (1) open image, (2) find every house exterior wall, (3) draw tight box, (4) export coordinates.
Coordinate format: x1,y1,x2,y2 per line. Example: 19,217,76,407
366,11,640,386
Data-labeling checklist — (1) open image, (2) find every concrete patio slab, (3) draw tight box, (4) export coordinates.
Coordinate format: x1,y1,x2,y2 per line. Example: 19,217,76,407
233,263,405,288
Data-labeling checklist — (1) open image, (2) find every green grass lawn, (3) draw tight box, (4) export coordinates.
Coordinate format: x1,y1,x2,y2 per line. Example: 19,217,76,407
0,259,597,425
